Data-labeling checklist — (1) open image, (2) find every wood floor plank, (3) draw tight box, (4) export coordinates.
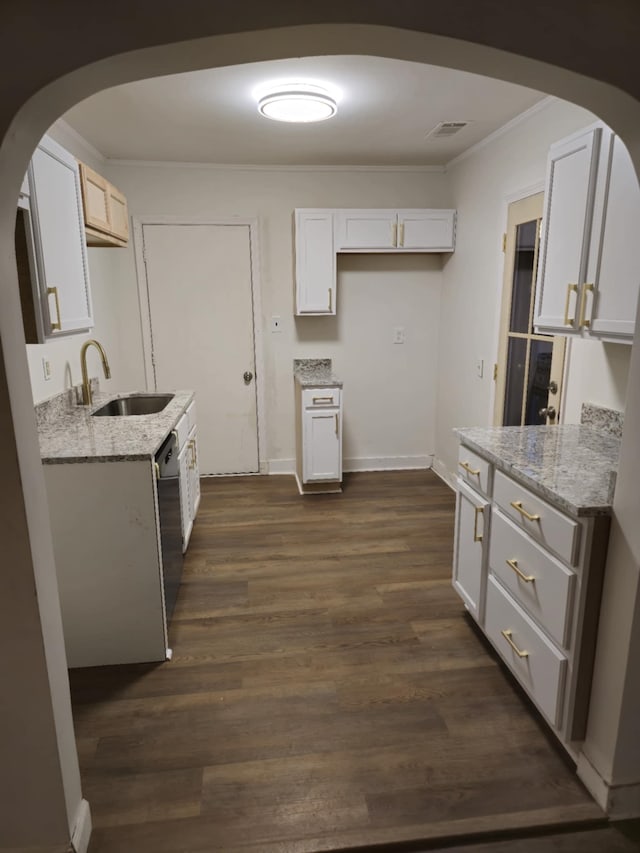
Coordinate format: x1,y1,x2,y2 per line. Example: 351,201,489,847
71,471,607,853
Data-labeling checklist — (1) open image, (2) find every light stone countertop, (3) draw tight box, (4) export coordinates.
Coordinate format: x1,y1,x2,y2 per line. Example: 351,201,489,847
37,389,195,464
456,425,620,517
293,358,343,388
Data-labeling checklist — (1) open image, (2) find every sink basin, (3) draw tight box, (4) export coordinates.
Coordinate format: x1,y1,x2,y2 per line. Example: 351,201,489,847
92,394,174,417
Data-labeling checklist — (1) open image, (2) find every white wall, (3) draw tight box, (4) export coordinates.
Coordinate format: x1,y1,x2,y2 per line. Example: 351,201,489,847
24,124,124,403
104,162,452,470
434,98,633,478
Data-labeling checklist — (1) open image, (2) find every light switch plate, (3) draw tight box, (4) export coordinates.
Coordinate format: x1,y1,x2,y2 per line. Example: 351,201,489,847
393,326,406,344
476,359,484,378
42,358,52,381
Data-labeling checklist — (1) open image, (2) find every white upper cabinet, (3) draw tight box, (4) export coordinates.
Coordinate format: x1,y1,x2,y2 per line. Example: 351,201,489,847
29,135,93,336
295,210,336,315
295,207,456,315
535,124,640,342
334,208,456,252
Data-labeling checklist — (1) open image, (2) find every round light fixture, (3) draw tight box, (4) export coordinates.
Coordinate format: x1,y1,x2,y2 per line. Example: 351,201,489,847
256,83,338,123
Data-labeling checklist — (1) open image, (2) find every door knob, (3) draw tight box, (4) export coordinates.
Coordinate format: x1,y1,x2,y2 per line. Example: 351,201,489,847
547,381,558,394
538,406,557,420
243,370,253,384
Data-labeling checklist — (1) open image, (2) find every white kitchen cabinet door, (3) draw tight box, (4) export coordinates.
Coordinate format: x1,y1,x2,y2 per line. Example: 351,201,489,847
29,135,93,335
178,440,193,552
397,209,456,251
295,210,336,314
187,426,201,522
334,210,398,250
535,127,602,334
303,408,342,482
452,480,489,623
588,134,640,339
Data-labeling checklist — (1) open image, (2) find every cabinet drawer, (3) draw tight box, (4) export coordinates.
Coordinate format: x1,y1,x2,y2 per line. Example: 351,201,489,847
457,444,492,498
302,388,341,409
485,576,567,728
493,470,580,565
174,412,190,450
489,509,575,648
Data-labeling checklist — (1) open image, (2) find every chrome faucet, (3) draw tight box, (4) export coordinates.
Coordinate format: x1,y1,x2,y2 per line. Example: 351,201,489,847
80,339,111,406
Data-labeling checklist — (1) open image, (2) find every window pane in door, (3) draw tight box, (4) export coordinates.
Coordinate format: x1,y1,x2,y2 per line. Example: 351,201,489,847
524,339,553,425
509,219,538,334
503,337,527,426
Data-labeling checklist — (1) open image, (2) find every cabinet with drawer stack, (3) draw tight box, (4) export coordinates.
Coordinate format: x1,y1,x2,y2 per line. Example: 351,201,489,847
452,426,618,753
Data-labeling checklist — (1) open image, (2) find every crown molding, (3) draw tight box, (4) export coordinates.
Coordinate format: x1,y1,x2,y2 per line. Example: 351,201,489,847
50,119,107,165
445,96,557,170
106,159,446,173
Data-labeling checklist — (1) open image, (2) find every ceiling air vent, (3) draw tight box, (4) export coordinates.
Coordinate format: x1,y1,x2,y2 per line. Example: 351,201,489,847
425,121,471,140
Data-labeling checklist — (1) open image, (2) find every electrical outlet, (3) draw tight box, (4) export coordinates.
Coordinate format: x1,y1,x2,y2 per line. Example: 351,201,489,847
42,358,52,381
476,359,484,378
393,326,406,344
271,315,282,333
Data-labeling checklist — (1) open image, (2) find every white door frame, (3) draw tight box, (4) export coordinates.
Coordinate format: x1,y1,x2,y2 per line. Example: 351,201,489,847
132,215,267,474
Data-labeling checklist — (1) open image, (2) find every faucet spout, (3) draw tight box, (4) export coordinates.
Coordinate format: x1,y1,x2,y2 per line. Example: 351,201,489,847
80,339,111,406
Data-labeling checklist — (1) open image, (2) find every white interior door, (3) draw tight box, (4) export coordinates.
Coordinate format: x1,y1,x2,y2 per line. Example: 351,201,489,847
141,223,259,475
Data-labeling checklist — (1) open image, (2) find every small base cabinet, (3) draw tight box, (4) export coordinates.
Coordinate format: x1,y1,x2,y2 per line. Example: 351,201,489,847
452,439,610,754
295,384,342,494
175,399,200,551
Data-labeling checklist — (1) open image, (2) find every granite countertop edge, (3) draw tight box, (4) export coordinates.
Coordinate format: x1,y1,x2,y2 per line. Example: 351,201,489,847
39,389,195,464
455,425,619,518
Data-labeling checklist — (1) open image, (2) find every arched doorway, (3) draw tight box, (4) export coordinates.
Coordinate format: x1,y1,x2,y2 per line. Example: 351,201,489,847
2,10,640,849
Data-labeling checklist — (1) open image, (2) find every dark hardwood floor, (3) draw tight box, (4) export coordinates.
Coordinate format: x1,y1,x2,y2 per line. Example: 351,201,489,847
68,471,636,853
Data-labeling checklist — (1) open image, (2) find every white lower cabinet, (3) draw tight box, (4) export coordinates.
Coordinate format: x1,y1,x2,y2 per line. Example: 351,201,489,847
452,440,610,752
176,404,200,551
295,383,343,494
187,425,201,521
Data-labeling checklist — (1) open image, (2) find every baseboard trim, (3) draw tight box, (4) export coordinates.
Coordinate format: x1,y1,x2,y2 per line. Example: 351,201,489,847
71,798,92,853
344,455,432,472
267,458,295,474
431,456,457,491
577,751,640,818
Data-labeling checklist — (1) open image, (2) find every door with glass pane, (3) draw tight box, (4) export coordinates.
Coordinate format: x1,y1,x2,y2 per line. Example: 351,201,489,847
494,194,566,426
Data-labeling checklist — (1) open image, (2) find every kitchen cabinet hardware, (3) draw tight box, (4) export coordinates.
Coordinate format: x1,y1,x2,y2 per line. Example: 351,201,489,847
399,222,405,247
312,396,334,404
563,283,578,326
47,286,62,330
392,222,397,245
579,282,594,328
506,558,535,583
328,288,332,312
459,460,481,476
501,629,529,658
473,505,484,542
510,500,540,522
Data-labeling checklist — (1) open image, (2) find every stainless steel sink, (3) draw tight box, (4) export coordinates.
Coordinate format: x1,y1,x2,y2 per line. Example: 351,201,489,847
91,394,174,417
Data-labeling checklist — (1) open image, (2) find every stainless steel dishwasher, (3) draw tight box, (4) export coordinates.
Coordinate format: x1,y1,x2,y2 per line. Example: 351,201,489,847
155,431,184,625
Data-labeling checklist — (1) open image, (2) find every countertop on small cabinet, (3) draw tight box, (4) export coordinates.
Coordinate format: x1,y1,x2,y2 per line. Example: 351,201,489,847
293,358,343,388
455,425,620,517
37,389,194,463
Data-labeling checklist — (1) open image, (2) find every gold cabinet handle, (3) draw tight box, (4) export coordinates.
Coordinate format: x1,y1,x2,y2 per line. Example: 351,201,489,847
473,505,484,542
335,413,339,436
392,222,397,246
579,283,594,329
399,222,405,247
510,500,540,522
563,283,578,326
312,396,334,404
501,629,529,658
47,286,62,331
459,460,481,477
188,439,196,469
506,558,535,583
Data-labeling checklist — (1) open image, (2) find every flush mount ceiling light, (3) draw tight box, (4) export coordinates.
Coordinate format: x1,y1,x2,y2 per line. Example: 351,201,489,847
255,82,339,123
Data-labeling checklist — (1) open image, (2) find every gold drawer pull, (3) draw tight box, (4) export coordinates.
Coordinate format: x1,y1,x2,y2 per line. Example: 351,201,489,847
47,286,62,331
579,282,594,329
564,283,578,326
399,222,405,247
506,558,535,583
473,505,484,542
312,396,333,404
459,460,481,476
335,413,339,437
328,288,333,312
501,629,529,658
510,500,540,522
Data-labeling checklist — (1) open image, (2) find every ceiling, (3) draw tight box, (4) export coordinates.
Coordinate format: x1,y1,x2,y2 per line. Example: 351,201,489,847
62,55,546,166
